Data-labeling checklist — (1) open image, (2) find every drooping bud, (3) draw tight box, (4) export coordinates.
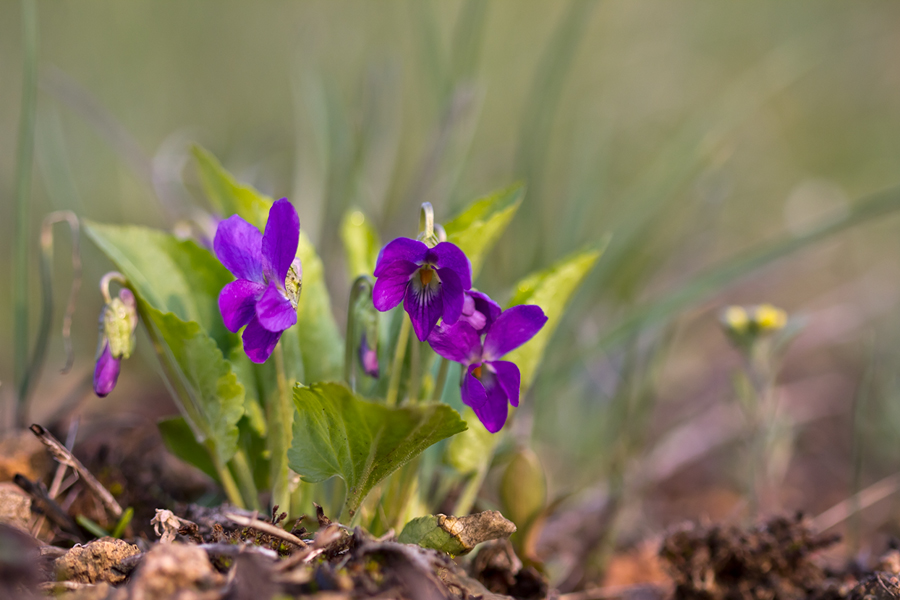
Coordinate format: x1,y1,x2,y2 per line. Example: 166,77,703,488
94,273,138,397
358,332,379,379
499,447,547,530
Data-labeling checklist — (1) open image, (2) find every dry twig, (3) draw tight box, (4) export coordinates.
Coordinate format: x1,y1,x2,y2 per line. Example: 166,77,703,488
224,512,308,548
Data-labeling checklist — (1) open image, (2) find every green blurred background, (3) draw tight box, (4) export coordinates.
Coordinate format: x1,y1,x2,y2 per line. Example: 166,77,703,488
5,0,900,563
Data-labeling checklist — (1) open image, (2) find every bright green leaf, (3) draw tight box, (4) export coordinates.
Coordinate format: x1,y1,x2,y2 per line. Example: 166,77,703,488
444,184,523,279
397,511,516,556
445,407,495,474
296,233,344,382
83,222,234,353
506,241,606,391
341,209,381,279
158,416,220,482
143,306,244,465
288,382,467,517
192,144,271,228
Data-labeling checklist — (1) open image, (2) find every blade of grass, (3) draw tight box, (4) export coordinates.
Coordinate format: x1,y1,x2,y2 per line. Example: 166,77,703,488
13,0,39,426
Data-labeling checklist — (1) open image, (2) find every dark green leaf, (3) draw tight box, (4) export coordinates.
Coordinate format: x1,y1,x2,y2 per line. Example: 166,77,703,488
444,184,523,279
158,416,220,482
288,382,467,517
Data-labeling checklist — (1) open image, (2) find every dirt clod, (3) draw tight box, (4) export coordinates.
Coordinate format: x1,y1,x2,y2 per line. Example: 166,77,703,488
55,537,142,584
472,539,550,600
659,514,841,600
128,542,221,600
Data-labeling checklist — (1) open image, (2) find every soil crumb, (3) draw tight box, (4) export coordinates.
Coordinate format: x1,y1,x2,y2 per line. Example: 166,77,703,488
659,514,844,600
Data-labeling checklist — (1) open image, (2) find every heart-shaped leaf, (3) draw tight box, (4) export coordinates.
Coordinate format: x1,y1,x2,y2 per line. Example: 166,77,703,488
288,382,467,517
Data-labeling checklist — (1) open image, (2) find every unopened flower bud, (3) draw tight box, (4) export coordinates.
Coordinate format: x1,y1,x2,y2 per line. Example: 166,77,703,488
358,332,379,379
499,448,547,529
94,274,139,397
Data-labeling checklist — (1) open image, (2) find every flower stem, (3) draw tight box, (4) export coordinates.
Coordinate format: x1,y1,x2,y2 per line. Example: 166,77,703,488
385,317,411,407
229,448,260,511
431,358,449,401
13,0,39,427
271,342,293,514
453,459,490,516
408,339,421,404
211,452,245,510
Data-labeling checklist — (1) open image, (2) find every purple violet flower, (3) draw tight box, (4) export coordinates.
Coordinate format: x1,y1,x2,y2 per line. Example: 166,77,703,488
372,238,473,341
428,304,547,433
459,290,501,332
215,198,302,363
94,286,138,397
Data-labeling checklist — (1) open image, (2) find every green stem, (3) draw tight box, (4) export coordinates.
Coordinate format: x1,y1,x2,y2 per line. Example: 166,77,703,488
432,358,449,401
271,342,293,514
211,451,245,509
344,275,374,392
408,339,421,404
453,457,490,516
385,317,411,407
13,0,39,426
230,448,260,511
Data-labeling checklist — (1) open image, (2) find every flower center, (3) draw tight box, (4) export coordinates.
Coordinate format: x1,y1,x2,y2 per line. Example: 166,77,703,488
472,365,482,380
284,258,303,309
419,267,434,286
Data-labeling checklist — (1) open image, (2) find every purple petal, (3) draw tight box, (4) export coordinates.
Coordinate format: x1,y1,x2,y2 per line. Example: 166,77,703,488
262,198,300,284
219,279,266,332
427,321,482,364
436,267,464,326
425,242,472,290
469,290,502,329
460,293,487,331
483,305,548,359
242,317,282,363
93,343,121,397
404,274,443,341
372,260,418,312
374,238,427,277
359,333,380,378
461,365,508,434
488,360,521,407
256,281,298,332
214,215,264,282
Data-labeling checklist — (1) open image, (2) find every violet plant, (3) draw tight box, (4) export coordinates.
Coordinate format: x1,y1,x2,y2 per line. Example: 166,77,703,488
80,145,602,533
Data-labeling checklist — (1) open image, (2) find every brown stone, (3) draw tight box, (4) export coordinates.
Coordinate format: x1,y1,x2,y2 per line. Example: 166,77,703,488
0,482,32,531
55,537,141,584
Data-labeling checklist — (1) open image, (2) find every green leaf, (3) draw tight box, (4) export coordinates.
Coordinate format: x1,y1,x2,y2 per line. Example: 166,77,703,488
506,241,606,391
192,144,272,228
158,416,220,482
144,306,244,466
288,382,467,517
296,233,344,382
444,184,523,279
397,511,516,556
83,222,234,352
341,209,381,279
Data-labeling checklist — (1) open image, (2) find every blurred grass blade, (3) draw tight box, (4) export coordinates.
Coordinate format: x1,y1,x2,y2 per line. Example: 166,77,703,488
341,209,381,279
13,0,39,425
603,184,900,347
450,0,490,84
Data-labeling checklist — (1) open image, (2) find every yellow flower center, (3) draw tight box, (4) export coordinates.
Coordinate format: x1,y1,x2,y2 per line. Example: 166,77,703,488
472,365,482,379
419,268,434,286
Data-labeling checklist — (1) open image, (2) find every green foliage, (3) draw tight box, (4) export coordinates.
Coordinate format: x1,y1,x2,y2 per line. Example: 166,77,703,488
158,416,220,481
143,306,245,465
444,407,495,474
296,233,344,382
288,382,467,517
341,209,381,279
507,242,606,391
84,222,234,352
444,184,523,279
192,145,270,227
86,222,245,466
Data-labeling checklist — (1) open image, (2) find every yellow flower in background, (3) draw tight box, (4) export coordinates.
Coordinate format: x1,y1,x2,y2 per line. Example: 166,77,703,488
754,303,787,332
722,305,750,335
